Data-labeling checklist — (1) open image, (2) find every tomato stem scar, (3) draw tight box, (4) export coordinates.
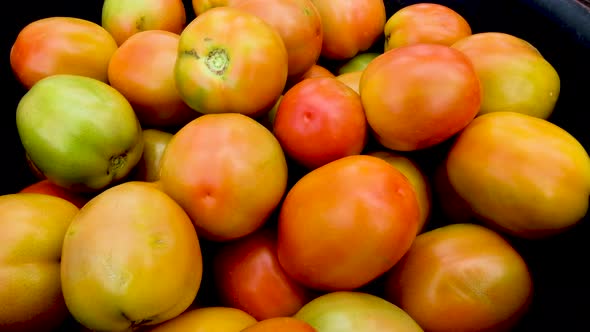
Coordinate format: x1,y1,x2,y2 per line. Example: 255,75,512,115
108,153,127,175
206,48,230,76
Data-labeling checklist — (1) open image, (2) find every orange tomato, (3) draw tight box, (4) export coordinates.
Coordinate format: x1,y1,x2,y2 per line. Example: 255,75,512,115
10,17,117,89
108,30,198,128
19,179,90,209
384,223,533,332
149,307,257,332
242,317,317,332
213,229,313,320
273,77,367,169
277,155,420,291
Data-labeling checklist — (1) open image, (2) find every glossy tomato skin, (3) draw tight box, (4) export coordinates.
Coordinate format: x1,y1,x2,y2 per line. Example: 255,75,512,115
242,317,317,332
149,307,257,332
232,0,323,78
384,3,472,51
310,0,386,59
175,7,288,117
384,223,533,332
445,111,590,238
213,229,313,320
101,0,186,46
273,77,367,169
360,43,482,151
10,17,118,89
277,155,420,291
20,180,90,209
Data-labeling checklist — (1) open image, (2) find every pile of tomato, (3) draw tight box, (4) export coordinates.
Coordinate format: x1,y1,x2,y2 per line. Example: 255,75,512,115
2,1,589,332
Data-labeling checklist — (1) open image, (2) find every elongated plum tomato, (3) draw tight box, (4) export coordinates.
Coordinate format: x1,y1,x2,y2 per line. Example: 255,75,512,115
158,113,288,241
213,229,313,320
273,77,367,170
384,3,471,51
102,0,186,46
60,182,203,332
16,74,144,193
232,0,323,77
108,30,198,128
384,223,533,332
360,43,482,151
192,0,241,15
20,179,90,209
294,292,423,332
0,194,79,332
277,155,420,291
445,111,590,239
10,17,118,89
242,317,316,332
175,7,288,117
149,307,257,332
310,0,386,59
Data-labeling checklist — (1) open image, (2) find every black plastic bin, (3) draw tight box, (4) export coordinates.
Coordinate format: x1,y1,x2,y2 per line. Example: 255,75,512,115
1,0,589,331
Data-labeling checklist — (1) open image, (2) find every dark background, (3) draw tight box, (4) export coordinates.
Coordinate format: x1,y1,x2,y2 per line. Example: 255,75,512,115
1,0,589,331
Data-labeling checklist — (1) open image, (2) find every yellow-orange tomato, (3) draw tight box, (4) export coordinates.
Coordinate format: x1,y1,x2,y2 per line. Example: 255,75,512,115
150,307,257,332
213,229,313,320
452,32,541,56
242,317,317,332
310,0,386,59
175,7,288,117
101,0,187,46
384,3,472,51
360,43,482,151
108,30,198,128
192,0,241,15
335,71,362,94
232,0,323,78
384,223,533,332
277,155,420,291
10,17,117,89
0,193,79,332
159,113,288,241
445,111,590,239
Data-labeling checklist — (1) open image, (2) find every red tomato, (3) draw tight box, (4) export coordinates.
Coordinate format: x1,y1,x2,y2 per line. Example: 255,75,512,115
108,30,198,128
10,17,118,89
232,0,323,78
242,317,317,332
384,223,533,332
175,7,288,117
273,77,367,169
19,179,90,209
360,43,482,151
277,155,420,291
213,229,313,320
310,0,386,59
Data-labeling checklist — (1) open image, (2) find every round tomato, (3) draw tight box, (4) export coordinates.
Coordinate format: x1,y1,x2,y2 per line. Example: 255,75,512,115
132,129,174,182
10,17,118,89
16,74,144,193
445,111,590,239
335,71,362,94
360,43,482,151
337,52,380,75
213,229,313,320
273,77,367,170
101,0,186,46
286,64,335,91
310,0,386,59
175,7,288,117
232,0,323,78
294,292,423,332
20,179,90,209
158,113,288,241
149,307,257,332
384,3,472,51
277,155,420,291
242,317,316,332
384,223,533,332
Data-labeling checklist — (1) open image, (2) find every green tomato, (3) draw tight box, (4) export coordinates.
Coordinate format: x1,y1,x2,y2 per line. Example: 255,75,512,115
338,52,381,75
16,74,144,192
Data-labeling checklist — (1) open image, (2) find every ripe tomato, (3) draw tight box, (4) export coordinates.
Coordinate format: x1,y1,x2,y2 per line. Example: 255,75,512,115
149,307,257,332
445,111,590,239
273,77,367,169
213,229,313,320
10,17,118,89
277,155,420,291
286,64,335,91
101,0,187,46
452,32,560,119
175,7,288,117
294,292,423,332
108,30,198,128
384,3,472,51
335,71,362,94
242,317,316,332
310,0,386,59
132,129,174,182
384,223,533,332
158,114,288,241
360,43,482,151
19,179,90,209
232,0,323,78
